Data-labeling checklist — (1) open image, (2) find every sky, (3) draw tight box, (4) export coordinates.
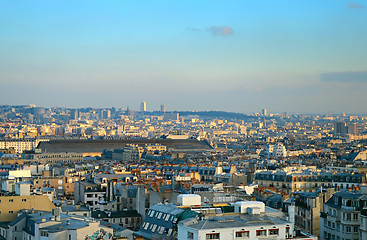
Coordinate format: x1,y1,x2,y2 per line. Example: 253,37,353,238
1,0,367,114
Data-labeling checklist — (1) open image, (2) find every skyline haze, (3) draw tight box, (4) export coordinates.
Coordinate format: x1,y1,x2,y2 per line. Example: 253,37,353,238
1,1,367,113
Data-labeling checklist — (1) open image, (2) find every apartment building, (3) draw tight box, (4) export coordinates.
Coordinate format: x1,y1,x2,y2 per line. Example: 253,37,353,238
254,167,366,194
294,188,335,237
0,195,55,222
320,187,367,240
0,209,114,240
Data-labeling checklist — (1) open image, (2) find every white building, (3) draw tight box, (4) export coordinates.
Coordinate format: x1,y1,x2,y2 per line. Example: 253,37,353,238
0,209,114,240
177,194,201,206
178,201,316,240
272,143,287,158
0,139,44,153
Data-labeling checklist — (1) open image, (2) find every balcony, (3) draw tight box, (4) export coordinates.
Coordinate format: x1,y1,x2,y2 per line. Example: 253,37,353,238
341,217,359,225
341,205,356,211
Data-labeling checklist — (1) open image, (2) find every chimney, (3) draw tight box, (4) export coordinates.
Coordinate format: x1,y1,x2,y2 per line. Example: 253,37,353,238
52,208,61,221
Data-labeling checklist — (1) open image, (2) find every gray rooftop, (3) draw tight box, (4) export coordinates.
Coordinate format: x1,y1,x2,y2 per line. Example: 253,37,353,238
180,214,290,230
150,203,184,216
37,139,212,153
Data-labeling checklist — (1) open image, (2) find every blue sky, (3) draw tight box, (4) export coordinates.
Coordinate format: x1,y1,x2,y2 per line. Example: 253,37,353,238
1,0,366,113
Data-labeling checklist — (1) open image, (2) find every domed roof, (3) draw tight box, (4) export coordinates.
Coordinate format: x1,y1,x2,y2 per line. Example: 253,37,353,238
0,153,18,158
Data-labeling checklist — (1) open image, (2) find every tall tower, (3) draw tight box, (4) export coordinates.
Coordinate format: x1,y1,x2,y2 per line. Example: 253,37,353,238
334,122,348,135
70,109,79,120
262,108,267,127
140,102,147,112
347,122,358,135
160,104,166,113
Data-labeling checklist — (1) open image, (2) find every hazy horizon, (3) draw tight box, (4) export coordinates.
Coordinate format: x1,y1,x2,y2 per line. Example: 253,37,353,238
1,1,367,113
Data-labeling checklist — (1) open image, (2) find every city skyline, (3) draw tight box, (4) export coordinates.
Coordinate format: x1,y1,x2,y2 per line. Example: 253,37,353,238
1,1,367,113
2,103,367,116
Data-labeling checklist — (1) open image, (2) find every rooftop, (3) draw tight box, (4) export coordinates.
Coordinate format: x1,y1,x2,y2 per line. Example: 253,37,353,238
37,139,212,153
180,214,290,230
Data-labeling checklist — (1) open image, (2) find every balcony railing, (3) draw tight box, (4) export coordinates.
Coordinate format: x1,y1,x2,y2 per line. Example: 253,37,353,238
341,205,356,211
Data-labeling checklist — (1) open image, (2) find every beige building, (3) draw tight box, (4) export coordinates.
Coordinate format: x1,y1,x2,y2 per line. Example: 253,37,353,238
33,176,64,197
0,195,55,222
144,144,166,153
294,189,335,237
63,175,80,197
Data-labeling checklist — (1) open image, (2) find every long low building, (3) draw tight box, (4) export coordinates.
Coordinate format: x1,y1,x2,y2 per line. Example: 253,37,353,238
22,152,84,164
37,139,213,156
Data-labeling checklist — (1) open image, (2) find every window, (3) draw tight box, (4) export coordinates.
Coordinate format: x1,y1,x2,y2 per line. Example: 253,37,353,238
236,231,249,238
144,223,149,230
188,232,194,239
269,229,279,235
256,230,267,236
149,210,155,217
22,199,26,202
9,199,13,203
9,211,13,213
354,226,359,233
165,214,170,221
151,224,157,232
206,233,220,239
157,212,162,219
